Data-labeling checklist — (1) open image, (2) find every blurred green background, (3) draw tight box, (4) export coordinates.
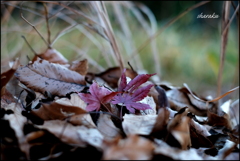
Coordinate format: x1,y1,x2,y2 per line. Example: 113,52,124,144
1,1,239,98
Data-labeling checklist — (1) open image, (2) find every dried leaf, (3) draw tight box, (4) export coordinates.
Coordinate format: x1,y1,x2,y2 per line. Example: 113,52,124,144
122,114,157,135
102,134,155,160
32,48,68,64
95,67,138,88
1,58,20,90
31,95,87,121
1,87,15,108
69,59,88,76
207,110,232,130
15,58,86,96
165,85,211,116
3,103,30,159
77,125,103,149
36,120,85,146
154,139,203,160
150,108,170,138
97,113,121,140
139,96,157,115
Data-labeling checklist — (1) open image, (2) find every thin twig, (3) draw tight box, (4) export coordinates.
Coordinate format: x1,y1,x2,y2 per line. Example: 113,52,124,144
43,3,52,48
222,4,239,36
20,2,50,48
21,35,38,55
216,1,231,109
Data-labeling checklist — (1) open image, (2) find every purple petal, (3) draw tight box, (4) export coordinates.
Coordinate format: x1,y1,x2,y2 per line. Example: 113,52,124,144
118,68,127,92
124,73,156,92
126,104,136,113
127,102,152,111
131,84,154,102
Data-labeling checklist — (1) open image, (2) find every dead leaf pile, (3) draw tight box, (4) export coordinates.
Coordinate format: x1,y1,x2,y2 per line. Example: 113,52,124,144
1,55,239,160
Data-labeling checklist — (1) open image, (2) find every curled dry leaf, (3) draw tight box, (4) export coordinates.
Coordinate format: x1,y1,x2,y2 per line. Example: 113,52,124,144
189,119,213,148
32,48,68,65
77,125,103,149
1,88,15,108
15,58,86,96
167,108,191,150
207,111,232,130
162,83,214,116
36,120,86,146
3,103,30,159
154,139,203,160
97,113,121,140
139,96,156,115
94,67,138,88
171,116,192,150
122,114,157,135
229,99,239,127
31,94,88,121
1,58,20,90
69,59,88,76
150,107,170,138
102,134,155,160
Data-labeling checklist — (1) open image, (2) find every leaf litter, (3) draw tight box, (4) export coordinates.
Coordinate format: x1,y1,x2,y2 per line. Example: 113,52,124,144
1,2,239,160
1,55,239,160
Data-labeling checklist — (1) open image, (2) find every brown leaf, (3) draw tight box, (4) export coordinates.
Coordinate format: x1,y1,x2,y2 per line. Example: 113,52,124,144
1,58,20,90
163,84,213,116
102,134,155,160
15,58,86,96
167,108,191,150
36,120,86,146
32,48,68,64
207,111,232,130
150,108,170,138
69,59,88,76
95,67,138,88
189,119,213,148
171,116,192,150
31,99,87,121
1,87,15,108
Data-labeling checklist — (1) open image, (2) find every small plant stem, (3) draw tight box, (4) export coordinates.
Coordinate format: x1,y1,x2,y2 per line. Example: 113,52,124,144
102,103,112,113
43,3,52,48
20,2,50,48
120,105,123,121
21,35,38,55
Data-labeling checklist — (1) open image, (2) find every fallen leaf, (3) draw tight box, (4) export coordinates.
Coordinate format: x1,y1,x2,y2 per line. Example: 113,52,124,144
154,139,203,160
207,110,232,130
111,69,155,113
15,58,86,96
3,103,30,159
36,120,86,146
77,125,103,149
31,95,87,121
102,134,155,160
32,48,68,65
1,58,20,91
150,107,170,138
97,112,121,140
95,67,138,88
122,114,157,135
69,59,88,76
165,85,212,116
78,81,118,112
